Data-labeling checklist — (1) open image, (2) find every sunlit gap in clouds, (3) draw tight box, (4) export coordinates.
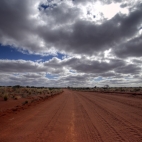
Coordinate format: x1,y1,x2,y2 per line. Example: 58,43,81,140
79,1,129,23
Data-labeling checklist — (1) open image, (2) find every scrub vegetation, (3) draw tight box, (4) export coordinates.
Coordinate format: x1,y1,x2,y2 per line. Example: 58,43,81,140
69,86,142,95
0,85,63,101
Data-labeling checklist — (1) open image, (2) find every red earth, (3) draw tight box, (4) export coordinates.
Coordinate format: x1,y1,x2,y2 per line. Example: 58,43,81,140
0,89,142,142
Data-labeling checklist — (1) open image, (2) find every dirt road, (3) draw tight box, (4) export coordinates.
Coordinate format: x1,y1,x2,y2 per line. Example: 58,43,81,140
0,90,142,142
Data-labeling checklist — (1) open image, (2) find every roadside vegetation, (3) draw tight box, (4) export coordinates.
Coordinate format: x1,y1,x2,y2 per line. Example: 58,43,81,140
0,85,63,101
69,86,142,95
0,86,64,116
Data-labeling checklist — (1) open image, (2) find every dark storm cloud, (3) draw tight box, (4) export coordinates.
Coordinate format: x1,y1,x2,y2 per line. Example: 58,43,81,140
120,3,128,8
0,0,142,56
100,79,127,85
44,57,141,76
70,59,125,73
61,74,90,82
43,57,126,74
23,73,45,79
0,0,34,40
99,72,117,77
132,59,142,64
39,2,141,56
0,58,125,75
0,0,45,54
38,5,142,56
0,60,45,72
113,35,142,58
40,2,81,25
0,59,66,74
114,64,141,74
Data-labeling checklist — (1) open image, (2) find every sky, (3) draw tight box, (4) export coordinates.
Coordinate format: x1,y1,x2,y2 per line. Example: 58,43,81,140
0,0,142,87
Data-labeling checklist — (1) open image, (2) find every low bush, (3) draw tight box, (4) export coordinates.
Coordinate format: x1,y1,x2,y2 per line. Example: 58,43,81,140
3,94,8,101
22,100,28,105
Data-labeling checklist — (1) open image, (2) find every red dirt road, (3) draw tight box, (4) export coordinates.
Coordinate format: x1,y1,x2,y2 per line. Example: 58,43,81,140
0,90,142,142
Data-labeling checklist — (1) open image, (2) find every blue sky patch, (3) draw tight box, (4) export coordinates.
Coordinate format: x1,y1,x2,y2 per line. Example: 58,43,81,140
46,73,59,79
94,76,103,81
69,70,76,73
39,3,57,11
0,44,65,61
40,4,49,10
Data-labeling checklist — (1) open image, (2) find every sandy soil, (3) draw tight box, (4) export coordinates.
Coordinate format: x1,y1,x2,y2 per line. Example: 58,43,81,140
0,89,142,142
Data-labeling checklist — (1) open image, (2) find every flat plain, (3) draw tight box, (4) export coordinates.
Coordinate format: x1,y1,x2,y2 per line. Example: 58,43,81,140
0,89,142,142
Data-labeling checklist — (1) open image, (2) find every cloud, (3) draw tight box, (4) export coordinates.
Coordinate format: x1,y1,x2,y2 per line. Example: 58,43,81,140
132,59,142,64
114,64,141,74
0,0,141,57
0,0,43,54
38,7,142,56
43,57,126,74
72,0,122,5
0,0,142,87
113,35,142,58
39,2,81,25
23,73,46,79
0,60,44,72
0,57,139,76
2,74,48,87
0,50,141,87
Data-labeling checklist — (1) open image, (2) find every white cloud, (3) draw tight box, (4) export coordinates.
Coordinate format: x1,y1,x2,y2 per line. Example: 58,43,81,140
0,57,141,87
0,0,142,87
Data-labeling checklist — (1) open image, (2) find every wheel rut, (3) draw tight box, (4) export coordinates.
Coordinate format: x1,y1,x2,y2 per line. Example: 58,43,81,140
1,90,142,142
78,92,142,142
73,93,103,142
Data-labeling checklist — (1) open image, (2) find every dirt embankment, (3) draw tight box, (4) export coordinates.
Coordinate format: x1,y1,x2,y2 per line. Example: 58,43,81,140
0,90,142,142
0,91,62,117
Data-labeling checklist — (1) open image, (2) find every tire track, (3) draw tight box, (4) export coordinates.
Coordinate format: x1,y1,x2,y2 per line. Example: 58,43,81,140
87,92,142,125
81,92,142,132
73,93,103,142
89,92,142,110
1,90,142,142
76,92,125,142
78,92,142,142
35,95,68,142
0,94,67,142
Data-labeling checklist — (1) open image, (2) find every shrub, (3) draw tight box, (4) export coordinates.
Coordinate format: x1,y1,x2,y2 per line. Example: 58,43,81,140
3,94,8,101
134,88,140,92
22,100,28,105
